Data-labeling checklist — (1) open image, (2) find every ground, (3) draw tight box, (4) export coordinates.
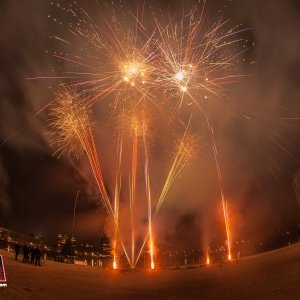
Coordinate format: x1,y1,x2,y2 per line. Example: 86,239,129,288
0,243,299,300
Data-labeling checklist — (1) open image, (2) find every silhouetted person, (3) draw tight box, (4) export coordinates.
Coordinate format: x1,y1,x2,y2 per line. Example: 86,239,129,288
15,243,20,260
30,246,35,264
35,246,41,266
23,244,29,263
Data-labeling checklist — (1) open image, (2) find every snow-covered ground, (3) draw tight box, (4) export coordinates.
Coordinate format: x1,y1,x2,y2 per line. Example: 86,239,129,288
0,243,299,299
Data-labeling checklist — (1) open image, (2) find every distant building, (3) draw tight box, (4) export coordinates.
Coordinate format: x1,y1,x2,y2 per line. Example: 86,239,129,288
56,233,77,256
56,233,68,253
0,227,45,247
99,236,112,258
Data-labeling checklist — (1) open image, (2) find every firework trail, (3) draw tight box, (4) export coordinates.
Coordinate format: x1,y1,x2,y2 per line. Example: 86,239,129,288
110,108,154,268
134,122,198,267
71,189,79,241
129,127,138,265
49,88,132,266
142,119,155,269
113,135,123,269
203,102,232,260
126,111,151,267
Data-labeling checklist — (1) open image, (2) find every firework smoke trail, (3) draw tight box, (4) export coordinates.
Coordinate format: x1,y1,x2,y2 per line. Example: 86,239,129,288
113,136,123,269
49,89,132,267
71,189,80,242
142,121,155,269
203,103,232,260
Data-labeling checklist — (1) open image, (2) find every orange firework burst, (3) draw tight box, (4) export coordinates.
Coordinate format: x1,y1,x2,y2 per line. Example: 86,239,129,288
153,4,248,114
40,1,247,116
117,109,151,139
43,1,159,111
176,133,199,165
49,87,93,159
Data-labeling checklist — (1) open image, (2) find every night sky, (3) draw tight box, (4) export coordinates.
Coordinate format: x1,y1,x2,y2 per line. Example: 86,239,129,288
0,0,300,248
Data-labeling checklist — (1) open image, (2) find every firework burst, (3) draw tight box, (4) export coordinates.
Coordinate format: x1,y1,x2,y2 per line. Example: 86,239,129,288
49,87,93,159
42,1,247,116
